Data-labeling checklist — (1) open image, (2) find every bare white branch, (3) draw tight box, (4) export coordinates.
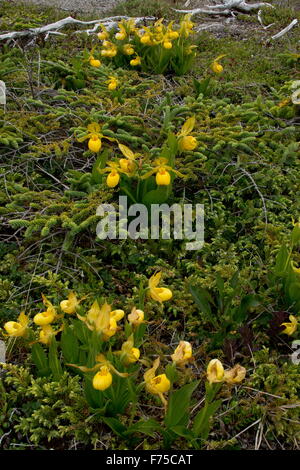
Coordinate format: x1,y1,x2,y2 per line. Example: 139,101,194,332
174,0,274,16
0,15,155,41
270,18,298,40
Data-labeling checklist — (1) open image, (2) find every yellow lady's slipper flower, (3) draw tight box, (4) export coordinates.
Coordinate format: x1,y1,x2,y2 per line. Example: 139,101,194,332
116,334,141,365
115,23,127,40
141,157,184,186
34,295,56,326
39,324,63,345
224,364,246,384
171,340,192,366
77,301,117,339
140,34,152,45
128,307,145,326
107,169,120,188
148,272,173,303
115,32,126,40
93,366,113,391
110,309,125,322
69,354,128,391
97,24,109,41
119,158,135,173
98,32,109,41
130,56,141,66
167,23,179,40
4,312,29,337
281,315,298,336
118,143,138,175
107,49,117,58
177,116,198,152
89,135,102,153
123,44,135,55
180,136,197,151
163,41,172,49
34,311,55,326
144,357,170,408
156,168,171,185
207,359,225,384
106,76,118,91
154,18,164,32
89,56,101,68
101,41,117,57
179,14,194,38
211,54,226,74
60,292,81,315
77,122,115,153
130,347,140,362
100,161,128,188
103,317,118,339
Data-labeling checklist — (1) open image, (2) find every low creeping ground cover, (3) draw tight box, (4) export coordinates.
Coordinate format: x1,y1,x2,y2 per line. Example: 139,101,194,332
0,0,299,451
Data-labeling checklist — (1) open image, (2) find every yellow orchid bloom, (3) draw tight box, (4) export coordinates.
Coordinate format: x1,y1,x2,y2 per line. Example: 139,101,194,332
154,18,164,32
141,157,184,186
77,301,117,340
106,76,118,91
148,272,173,303
140,33,153,45
110,309,125,322
123,43,135,55
207,359,225,384
127,307,145,326
211,54,226,74
93,366,113,390
163,40,172,49
97,24,110,41
60,292,82,315
118,143,138,175
3,311,29,337
68,353,128,391
130,55,141,66
99,160,130,188
77,122,116,153
171,341,192,366
115,334,141,365
89,56,101,68
115,23,127,40
179,14,194,38
39,324,63,345
144,357,170,408
224,364,246,384
281,315,298,336
177,116,198,152
166,21,179,40
101,41,117,57
33,295,56,326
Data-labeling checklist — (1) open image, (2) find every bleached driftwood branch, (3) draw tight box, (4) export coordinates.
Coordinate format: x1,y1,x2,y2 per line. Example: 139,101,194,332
174,0,274,16
257,9,275,29
0,15,155,41
270,18,298,40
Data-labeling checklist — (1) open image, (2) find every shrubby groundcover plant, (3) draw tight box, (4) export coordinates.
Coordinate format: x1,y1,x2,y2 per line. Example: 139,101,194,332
0,0,299,451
